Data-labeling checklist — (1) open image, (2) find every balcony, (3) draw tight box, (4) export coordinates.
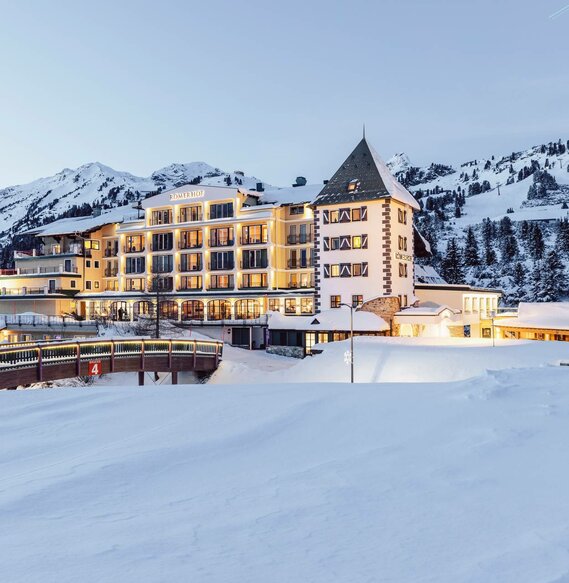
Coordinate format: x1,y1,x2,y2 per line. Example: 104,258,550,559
6,266,79,276
207,285,235,291
178,241,202,250
104,267,119,277
177,213,203,223
240,284,269,290
286,234,313,245
208,263,235,271
14,243,85,258
239,237,268,246
177,285,203,292
287,259,313,269
240,261,269,270
150,244,173,252
178,263,203,273
287,279,314,289
0,286,78,297
208,239,234,248
123,245,145,254
104,248,119,257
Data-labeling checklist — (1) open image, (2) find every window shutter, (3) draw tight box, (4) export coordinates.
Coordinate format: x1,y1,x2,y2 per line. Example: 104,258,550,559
362,234,368,249
323,210,330,224
361,206,368,221
340,263,352,278
323,237,330,251
339,208,351,223
362,262,369,277
323,264,330,278
340,236,351,250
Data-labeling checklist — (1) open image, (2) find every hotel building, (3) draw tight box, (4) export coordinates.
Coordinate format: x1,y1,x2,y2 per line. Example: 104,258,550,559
0,137,500,348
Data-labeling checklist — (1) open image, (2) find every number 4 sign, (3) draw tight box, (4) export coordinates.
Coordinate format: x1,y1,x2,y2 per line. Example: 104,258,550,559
88,360,102,376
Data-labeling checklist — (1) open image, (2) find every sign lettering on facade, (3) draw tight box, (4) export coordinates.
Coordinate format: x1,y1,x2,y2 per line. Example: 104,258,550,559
395,252,413,262
169,190,206,202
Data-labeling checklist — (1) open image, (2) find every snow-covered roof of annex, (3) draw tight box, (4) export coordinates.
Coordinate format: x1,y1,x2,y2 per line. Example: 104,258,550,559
24,206,140,236
494,302,569,331
268,309,389,332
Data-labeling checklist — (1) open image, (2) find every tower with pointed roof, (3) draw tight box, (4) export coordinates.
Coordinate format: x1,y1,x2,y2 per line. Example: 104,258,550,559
312,137,420,327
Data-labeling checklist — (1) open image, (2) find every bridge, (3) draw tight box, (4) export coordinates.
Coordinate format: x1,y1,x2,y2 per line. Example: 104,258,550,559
0,337,223,389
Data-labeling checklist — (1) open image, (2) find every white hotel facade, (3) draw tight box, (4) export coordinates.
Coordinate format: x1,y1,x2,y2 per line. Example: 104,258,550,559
0,138,501,349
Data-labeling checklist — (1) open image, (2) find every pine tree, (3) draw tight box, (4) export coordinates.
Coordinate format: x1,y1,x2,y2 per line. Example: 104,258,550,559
540,250,569,301
441,238,465,284
512,261,527,301
501,235,518,263
528,224,545,260
556,218,569,255
464,227,480,266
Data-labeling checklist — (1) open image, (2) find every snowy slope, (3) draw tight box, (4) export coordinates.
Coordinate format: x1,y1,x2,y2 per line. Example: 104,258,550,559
2,361,569,582
0,162,264,240
388,140,569,225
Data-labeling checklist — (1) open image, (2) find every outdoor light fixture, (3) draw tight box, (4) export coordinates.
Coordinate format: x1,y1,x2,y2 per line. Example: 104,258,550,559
340,302,356,383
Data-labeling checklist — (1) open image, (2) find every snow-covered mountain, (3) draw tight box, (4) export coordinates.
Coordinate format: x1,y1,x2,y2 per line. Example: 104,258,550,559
0,161,264,241
396,139,569,303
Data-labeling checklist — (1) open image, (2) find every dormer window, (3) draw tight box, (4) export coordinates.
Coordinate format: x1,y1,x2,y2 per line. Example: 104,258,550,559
348,179,360,192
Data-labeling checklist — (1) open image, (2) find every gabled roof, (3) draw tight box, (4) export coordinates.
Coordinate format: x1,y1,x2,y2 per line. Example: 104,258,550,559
313,138,420,209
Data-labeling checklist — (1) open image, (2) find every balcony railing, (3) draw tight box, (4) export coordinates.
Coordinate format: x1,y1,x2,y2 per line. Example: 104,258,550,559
178,264,202,273
208,263,235,271
177,213,203,223
104,267,119,277
239,237,268,246
150,244,173,252
286,234,313,245
287,280,315,289
207,285,235,291
0,287,78,297
123,246,145,254
287,259,313,269
7,266,79,276
240,261,269,270
14,244,85,258
104,248,119,257
178,241,203,250
240,284,269,290
208,239,234,248
177,285,203,292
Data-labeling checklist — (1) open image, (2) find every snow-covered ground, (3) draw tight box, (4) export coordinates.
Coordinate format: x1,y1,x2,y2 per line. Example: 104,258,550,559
2,358,569,582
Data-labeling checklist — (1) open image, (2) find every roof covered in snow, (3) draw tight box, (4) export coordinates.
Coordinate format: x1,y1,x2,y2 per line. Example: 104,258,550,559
25,206,140,236
258,184,323,206
313,138,420,210
268,309,389,332
415,265,447,285
495,302,569,331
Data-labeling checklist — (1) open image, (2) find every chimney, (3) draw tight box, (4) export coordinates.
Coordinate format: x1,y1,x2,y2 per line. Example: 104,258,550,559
256,182,264,192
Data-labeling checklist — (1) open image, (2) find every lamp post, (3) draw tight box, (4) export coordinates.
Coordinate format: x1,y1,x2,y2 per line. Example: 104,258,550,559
340,302,354,383
490,310,496,348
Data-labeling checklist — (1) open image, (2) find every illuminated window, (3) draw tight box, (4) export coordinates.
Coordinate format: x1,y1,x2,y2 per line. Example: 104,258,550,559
352,263,362,277
285,299,296,314
330,264,340,277
269,299,280,312
352,236,362,249
330,295,341,308
329,210,340,223
347,179,360,192
352,295,363,308
351,208,361,221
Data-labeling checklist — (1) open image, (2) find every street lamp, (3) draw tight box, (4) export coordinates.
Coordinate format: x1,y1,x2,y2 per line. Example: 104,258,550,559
340,302,355,383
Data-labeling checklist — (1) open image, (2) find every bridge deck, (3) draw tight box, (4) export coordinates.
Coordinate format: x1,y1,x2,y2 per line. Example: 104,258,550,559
0,338,223,389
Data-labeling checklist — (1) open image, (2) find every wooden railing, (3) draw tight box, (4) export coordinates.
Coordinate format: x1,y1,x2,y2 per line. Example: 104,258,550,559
0,337,223,389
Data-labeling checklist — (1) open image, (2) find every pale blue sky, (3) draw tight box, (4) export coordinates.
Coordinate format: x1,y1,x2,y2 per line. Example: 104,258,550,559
1,0,568,188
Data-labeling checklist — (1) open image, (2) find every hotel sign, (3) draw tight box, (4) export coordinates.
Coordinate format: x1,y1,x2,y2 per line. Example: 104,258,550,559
169,189,205,202
394,252,413,262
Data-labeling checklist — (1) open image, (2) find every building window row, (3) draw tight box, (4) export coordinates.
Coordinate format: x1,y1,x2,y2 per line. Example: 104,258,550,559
322,206,367,224
323,262,368,278
330,295,363,309
323,234,368,251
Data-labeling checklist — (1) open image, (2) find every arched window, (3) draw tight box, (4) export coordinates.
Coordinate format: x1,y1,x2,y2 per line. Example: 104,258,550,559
207,299,231,321
110,301,129,321
133,301,153,321
181,300,204,321
235,299,260,320
159,300,178,320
